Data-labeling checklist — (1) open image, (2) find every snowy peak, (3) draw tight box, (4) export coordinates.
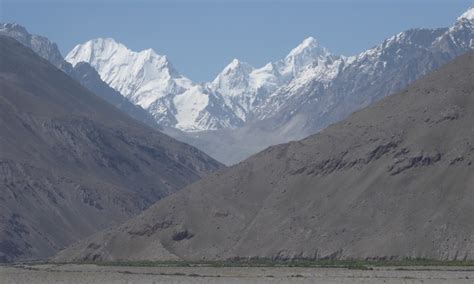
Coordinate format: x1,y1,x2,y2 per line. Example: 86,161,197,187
68,38,167,67
66,37,128,67
457,7,474,23
218,58,254,80
213,58,254,88
224,58,254,72
67,37,176,74
250,62,282,87
207,37,337,121
66,37,189,109
280,36,332,77
434,7,474,55
286,36,329,58
258,62,278,73
210,59,256,120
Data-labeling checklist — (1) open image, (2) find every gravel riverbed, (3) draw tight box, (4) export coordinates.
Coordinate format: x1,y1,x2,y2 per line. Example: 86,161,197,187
1,263,473,283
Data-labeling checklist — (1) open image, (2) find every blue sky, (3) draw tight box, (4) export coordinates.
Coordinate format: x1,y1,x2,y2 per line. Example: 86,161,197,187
1,0,473,82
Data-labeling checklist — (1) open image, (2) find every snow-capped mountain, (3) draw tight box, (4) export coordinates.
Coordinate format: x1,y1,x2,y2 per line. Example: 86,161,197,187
255,52,344,121
66,38,244,131
276,36,332,79
211,37,337,121
253,7,474,141
66,38,191,109
458,6,474,23
434,7,474,56
66,36,337,131
211,59,257,120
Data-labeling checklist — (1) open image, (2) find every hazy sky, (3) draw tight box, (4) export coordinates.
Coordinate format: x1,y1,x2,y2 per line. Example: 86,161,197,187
1,0,473,81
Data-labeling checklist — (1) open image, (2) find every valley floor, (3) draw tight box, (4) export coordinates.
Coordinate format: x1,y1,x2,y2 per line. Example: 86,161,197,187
0,263,473,284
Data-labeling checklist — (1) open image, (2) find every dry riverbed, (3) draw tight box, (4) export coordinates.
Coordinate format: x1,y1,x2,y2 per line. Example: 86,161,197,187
0,263,473,284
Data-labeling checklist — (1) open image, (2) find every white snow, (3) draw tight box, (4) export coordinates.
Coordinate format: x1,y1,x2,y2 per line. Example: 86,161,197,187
457,7,474,22
249,62,281,91
66,38,191,107
173,85,210,131
209,36,337,120
278,36,331,78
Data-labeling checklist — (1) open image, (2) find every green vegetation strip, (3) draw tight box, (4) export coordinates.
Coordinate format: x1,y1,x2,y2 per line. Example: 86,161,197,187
85,258,474,270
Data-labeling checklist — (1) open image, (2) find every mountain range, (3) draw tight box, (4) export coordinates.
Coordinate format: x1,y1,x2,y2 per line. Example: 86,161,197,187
63,8,474,165
65,36,333,132
56,49,474,262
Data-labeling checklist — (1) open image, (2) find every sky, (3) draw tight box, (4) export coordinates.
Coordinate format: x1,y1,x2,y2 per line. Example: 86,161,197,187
1,0,473,82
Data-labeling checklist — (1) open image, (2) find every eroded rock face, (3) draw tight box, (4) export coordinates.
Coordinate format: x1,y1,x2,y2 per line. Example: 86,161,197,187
0,36,223,262
56,52,474,262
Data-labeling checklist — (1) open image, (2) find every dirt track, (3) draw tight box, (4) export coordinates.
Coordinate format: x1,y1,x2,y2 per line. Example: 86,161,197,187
0,263,473,284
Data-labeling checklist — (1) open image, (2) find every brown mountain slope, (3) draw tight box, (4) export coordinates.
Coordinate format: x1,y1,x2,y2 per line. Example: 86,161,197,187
0,36,223,262
56,51,474,262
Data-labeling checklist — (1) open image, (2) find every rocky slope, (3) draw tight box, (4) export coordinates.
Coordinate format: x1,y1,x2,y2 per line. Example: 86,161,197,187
56,51,474,262
0,36,222,262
